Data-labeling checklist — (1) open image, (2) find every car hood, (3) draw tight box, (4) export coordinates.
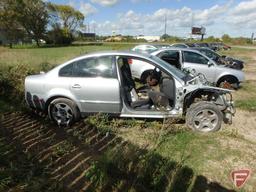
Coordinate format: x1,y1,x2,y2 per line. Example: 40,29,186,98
217,64,241,71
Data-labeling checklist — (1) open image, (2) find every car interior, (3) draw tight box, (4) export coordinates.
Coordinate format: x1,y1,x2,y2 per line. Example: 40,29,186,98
117,56,175,111
157,51,182,69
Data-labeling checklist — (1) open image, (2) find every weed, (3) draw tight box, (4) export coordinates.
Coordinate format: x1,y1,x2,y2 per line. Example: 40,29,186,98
84,113,116,135
51,140,74,159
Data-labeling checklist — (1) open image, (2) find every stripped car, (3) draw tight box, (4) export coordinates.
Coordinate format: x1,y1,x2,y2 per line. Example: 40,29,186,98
25,51,235,132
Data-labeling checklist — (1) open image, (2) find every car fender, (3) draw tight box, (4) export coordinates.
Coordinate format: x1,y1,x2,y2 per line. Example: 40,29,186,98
215,67,245,83
45,88,82,111
183,85,232,113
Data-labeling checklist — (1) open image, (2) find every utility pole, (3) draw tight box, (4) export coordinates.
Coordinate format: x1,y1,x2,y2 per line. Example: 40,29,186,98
251,32,254,44
163,13,167,41
164,14,167,35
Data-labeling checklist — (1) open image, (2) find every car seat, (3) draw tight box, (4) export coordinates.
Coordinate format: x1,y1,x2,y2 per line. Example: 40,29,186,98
119,58,151,109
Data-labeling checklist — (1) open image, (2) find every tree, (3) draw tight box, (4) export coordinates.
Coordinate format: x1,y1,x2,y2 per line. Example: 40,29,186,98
15,0,48,46
161,34,170,41
0,0,25,47
222,34,232,43
47,3,84,32
46,3,84,45
0,0,48,47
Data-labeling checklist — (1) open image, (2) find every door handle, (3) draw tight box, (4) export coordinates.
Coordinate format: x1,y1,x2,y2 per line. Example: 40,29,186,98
72,84,81,89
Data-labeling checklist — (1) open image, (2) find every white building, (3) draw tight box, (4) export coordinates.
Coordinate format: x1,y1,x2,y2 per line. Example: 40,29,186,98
136,35,161,42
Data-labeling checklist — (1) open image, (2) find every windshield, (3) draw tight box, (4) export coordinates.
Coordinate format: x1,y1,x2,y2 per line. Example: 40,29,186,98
149,55,187,81
200,49,220,61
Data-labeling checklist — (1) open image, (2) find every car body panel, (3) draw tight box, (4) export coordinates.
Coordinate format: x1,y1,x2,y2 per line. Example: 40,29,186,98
69,77,121,113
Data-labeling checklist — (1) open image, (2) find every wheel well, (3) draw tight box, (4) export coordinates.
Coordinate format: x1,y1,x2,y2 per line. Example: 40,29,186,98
45,96,76,112
217,75,238,86
140,70,153,83
183,89,219,114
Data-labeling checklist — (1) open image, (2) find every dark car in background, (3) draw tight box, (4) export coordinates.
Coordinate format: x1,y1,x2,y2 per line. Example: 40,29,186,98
193,47,244,70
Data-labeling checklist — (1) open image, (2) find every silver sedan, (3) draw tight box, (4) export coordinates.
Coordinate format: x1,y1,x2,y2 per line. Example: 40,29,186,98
130,48,245,89
25,51,235,132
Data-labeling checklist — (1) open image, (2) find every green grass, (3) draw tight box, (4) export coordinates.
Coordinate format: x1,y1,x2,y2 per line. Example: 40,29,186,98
236,99,256,111
233,81,256,111
0,43,133,70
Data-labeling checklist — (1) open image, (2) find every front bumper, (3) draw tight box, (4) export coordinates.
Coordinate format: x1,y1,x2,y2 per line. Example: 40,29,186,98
222,93,236,124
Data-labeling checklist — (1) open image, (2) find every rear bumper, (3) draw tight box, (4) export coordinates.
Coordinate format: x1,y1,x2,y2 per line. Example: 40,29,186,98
25,91,45,111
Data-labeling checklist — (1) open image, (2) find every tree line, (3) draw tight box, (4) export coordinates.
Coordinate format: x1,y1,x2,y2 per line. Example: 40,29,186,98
0,0,85,47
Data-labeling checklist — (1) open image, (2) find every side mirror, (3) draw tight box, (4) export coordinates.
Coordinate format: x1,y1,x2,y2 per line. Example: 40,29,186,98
208,61,214,67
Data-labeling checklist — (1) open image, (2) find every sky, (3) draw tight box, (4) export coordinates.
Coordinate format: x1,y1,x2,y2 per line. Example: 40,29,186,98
48,0,256,38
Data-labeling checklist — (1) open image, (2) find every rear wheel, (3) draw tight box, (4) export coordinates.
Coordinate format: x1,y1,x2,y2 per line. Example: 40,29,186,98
186,101,223,132
48,98,80,126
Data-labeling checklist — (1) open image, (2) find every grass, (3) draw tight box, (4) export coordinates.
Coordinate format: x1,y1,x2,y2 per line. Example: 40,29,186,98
233,81,256,111
219,47,256,64
236,99,256,111
0,43,133,71
1,44,256,191
83,113,256,190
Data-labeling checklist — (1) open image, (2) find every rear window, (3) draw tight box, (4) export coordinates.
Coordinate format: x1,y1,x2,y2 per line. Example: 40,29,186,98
59,63,73,77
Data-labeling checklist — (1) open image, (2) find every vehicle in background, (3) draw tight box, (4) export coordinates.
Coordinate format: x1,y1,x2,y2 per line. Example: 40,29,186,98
130,48,245,89
216,42,232,50
193,42,218,51
131,44,172,53
25,51,235,132
193,47,244,70
170,43,196,48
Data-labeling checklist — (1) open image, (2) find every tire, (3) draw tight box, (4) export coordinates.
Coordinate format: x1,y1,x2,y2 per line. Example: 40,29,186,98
48,98,80,126
186,101,223,132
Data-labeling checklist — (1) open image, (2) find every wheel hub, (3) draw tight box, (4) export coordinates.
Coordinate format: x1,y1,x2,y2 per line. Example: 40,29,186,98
51,103,73,125
193,109,219,132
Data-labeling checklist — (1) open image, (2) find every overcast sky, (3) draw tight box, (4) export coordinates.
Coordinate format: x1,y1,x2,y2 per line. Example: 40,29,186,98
49,0,256,37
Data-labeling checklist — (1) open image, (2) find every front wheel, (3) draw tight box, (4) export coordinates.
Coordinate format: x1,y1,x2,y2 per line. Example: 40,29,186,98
186,101,223,132
48,98,80,126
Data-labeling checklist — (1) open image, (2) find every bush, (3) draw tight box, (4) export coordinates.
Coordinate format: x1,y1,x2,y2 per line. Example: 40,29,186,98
46,27,73,45
0,62,55,111
0,64,34,103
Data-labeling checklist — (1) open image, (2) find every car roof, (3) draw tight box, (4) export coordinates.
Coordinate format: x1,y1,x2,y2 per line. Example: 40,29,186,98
58,50,155,66
133,44,157,47
80,50,151,58
192,47,213,51
151,47,202,54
